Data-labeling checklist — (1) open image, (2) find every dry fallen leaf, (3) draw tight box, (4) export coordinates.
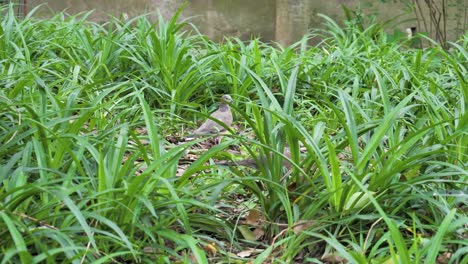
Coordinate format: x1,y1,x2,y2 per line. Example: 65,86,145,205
176,164,189,177
245,209,260,225
203,243,217,256
322,253,347,263
253,227,264,240
437,252,452,263
236,248,261,258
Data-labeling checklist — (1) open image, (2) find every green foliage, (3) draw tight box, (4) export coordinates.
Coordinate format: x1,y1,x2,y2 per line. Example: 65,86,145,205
0,3,466,263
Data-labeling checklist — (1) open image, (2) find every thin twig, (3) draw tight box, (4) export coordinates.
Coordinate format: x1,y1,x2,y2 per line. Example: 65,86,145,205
12,212,58,230
362,217,383,255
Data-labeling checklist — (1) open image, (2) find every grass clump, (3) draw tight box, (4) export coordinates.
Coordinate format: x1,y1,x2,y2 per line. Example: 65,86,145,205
0,4,467,263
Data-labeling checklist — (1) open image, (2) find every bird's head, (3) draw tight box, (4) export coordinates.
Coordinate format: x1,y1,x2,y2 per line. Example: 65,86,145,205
221,94,233,103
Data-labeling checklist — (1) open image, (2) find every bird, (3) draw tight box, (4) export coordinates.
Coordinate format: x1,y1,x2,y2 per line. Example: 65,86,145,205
187,94,233,139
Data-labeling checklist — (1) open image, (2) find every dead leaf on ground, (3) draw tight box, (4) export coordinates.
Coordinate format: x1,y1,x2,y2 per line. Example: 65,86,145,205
245,209,260,225
236,248,262,258
203,243,217,256
322,253,347,263
253,227,264,240
437,252,452,264
176,164,190,177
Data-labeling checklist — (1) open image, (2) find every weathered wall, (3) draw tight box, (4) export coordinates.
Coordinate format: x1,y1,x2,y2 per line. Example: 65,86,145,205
27,0,464,45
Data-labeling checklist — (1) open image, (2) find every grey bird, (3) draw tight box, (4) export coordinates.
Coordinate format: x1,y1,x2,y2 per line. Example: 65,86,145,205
187,95,233,138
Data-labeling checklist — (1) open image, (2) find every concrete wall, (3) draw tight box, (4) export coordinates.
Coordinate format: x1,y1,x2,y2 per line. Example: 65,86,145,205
26,0,464,45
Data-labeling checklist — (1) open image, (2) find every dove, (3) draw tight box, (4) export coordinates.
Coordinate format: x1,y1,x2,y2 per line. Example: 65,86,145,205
187,95,233,139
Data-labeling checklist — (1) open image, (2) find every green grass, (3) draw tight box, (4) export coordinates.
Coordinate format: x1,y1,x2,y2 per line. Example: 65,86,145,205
1,3,467,264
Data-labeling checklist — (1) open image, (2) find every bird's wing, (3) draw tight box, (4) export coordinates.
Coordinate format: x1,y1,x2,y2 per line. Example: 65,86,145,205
211,108,233,126
192,103,232,135
193,111,225,134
